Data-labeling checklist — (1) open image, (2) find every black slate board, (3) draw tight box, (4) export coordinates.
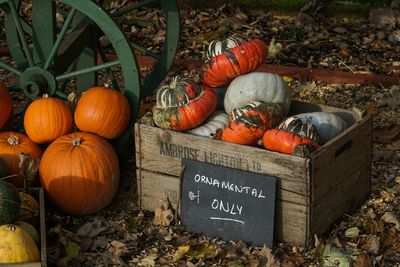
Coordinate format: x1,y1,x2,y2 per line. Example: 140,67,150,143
181,159,277,247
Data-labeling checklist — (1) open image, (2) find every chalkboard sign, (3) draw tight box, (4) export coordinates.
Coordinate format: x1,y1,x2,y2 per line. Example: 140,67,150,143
181,159,277,247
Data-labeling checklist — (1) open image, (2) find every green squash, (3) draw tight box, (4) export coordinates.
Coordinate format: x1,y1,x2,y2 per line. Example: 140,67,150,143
0,157,8,178
0,181,21,225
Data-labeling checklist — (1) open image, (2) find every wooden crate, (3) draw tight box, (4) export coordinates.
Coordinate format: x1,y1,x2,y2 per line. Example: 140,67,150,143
1,188,47,267
134,101,372,247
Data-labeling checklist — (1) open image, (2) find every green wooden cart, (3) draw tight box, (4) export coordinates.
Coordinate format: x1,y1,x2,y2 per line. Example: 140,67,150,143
0,0,180,145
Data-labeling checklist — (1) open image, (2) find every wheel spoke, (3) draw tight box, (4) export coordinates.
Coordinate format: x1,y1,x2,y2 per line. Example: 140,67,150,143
8,0,34,67
112,0,159,17
98,43,120,90
130,42,160,60
56,60,120,81
0,60,22,75
55,90,68,100
44,8,77,70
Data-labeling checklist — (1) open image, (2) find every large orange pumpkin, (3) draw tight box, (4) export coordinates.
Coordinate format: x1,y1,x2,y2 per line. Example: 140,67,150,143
39,132,120,215
0,82,12,130
23,95,73,144
0,132,42,188
74,86,131,139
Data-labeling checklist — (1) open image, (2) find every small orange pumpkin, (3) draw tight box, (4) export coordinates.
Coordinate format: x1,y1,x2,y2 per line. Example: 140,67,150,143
74,86,131,139
39,132,120,215
0,82,12,130
24,95,73,144
0,132,42,188
17,192,39,223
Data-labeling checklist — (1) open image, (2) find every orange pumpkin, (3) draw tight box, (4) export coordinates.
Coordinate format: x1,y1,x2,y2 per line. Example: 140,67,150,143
0,82,12,130
24,95,73,144
0,132,42,188
74,86,131,139
221,101,283,146
39,132,120,215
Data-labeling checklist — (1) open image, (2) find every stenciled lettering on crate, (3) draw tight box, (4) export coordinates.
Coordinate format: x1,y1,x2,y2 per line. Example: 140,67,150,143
159,141,262,171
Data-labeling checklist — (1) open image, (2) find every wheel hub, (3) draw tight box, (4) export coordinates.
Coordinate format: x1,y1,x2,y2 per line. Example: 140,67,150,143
19,67,57,99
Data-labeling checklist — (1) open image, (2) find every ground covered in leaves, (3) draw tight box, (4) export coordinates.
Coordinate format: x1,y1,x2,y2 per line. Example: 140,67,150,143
2,1,400,266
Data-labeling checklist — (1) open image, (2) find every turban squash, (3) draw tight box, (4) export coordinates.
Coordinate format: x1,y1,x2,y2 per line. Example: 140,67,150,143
153,76,217,131
260,129,320,158
201,36,268,87
278,116,321,144
0,82,12,130
221,101,283,146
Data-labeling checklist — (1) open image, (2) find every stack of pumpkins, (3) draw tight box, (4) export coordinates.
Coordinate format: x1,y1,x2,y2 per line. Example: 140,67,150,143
152,35,348,157
0,83,129,263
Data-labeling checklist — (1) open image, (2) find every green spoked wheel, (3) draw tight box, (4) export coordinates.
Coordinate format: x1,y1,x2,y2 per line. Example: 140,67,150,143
0,0,180,124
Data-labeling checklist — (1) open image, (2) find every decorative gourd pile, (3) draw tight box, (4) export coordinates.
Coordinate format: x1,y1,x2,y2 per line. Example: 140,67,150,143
151,35,349,157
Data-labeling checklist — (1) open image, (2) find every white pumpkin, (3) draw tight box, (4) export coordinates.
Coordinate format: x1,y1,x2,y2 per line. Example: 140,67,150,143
187,111,229,137
295,112,348,144
223,72,291,115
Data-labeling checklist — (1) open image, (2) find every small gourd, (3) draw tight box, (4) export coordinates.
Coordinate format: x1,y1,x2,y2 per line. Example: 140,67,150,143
187,111,229,137
278,116,321,144
17,191,39,223
0,224,40,263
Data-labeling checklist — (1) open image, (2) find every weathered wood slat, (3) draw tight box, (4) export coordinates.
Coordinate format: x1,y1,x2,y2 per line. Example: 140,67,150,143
138,169,308,245
135,124,309,195
311,116,372,201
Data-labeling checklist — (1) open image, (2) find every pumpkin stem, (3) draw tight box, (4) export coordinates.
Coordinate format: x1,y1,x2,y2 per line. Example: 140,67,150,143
6,224,16,231
43,94,49,99
71,138,81,147
7,136,19,146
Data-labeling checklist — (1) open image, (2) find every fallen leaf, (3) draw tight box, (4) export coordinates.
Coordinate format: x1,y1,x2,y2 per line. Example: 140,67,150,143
77,217,111,238
186,244,221,260
172,245,191,262
345,227,360,238
354,252,373,267
373,125,400,144
320,244,356,267
381,212,400,230
360,235,380,255
365,219,384,235
153,199,174,226
64,241,80,258
260,245,280,267
138,254,157,267
106,240,129,266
